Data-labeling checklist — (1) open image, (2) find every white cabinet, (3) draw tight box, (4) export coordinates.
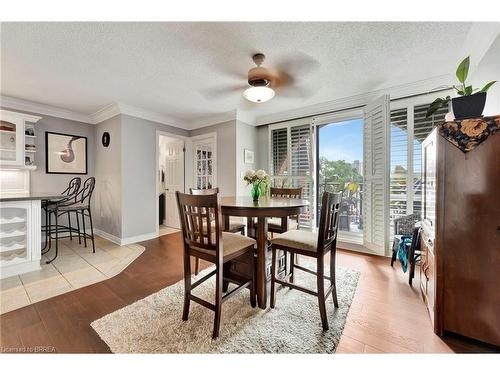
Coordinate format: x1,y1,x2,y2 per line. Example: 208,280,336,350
0,110,41,168
0,200,41,279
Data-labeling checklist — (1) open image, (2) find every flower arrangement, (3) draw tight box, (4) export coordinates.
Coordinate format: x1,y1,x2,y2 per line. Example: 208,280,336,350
244,169,270,201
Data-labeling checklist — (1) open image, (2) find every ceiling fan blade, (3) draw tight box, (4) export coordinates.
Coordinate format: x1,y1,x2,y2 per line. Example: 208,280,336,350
276,52,321,78
200,84,247,101
275,83,319,99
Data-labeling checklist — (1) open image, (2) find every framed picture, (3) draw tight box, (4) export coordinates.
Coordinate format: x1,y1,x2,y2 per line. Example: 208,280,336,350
45,131,88,174
244,148,255,164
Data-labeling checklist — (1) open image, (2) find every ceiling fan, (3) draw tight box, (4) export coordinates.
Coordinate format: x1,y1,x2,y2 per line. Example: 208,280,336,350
201,52,321,104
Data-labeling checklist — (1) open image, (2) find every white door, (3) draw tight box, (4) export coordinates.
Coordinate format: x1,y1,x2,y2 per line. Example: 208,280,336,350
363,95,390,256
164,140,184,228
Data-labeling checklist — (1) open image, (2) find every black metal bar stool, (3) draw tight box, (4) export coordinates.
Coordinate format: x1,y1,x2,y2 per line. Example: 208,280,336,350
44,177,96,263
41,177,81,256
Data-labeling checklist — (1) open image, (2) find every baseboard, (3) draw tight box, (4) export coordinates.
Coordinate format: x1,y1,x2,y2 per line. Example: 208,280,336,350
93,228,122,245
94,229,158,246
120,231,157,246
337,240,388,257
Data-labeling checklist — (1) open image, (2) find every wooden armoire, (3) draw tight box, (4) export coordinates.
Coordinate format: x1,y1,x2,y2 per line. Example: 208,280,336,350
420,124,500,347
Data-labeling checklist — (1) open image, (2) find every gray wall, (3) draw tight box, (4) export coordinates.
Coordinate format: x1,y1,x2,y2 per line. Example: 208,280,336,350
94,115,122,238
256,124,269,171
189,120,237,196
120,114,188,239
235,120,258,196
471,34,500,116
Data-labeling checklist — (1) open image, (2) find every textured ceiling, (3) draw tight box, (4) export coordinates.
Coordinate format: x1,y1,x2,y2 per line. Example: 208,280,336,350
1,22,474,126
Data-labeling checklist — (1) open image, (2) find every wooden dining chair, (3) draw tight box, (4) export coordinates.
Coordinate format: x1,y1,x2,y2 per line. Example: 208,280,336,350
190,187,246,275
268,187,303,235
176,191,256,339
269,191,341,330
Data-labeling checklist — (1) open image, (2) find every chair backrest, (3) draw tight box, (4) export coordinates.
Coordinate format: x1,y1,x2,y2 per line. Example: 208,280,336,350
394,213,421,236
270,187,302,199
78,177,96,205
190,187,219,195
317,191,342,254
62,177,81,196
176,191,223,260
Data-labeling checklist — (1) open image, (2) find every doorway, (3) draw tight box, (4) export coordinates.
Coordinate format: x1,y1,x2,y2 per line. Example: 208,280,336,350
317,118,364,244
156,133,185,234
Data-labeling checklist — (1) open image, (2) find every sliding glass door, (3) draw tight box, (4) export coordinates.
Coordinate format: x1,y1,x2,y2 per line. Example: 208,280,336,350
317,118,364,244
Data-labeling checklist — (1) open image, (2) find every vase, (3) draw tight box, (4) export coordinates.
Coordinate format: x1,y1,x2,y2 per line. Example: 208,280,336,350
452,92,486,120
251,184,261,201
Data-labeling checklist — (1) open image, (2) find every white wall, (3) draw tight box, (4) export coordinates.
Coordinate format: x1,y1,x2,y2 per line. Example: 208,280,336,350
471,33,500,116
189,120,237,196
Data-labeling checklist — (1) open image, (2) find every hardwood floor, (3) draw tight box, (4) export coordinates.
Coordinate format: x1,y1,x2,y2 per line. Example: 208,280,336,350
0,232,496,353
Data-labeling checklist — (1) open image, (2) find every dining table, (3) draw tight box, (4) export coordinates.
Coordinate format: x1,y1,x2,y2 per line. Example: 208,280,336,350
220,196,309,309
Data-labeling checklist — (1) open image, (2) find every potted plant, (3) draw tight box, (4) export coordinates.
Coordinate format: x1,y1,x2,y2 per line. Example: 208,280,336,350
426,56,496,119
244,169,270,201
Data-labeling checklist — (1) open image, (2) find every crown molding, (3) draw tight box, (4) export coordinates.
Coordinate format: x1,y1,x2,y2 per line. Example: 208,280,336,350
187,110,237,130
90,103,121,124
0,95,93,124
115,103,187,129
255,74,453,126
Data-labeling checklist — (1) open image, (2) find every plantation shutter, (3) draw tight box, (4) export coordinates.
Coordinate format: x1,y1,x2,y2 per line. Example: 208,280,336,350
271,128,289,176
363,95,390,255
290,124,314,229
269,120,314,229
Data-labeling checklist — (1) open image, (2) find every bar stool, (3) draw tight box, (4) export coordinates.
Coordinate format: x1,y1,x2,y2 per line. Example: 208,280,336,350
45,177,96,263
41,177,81,256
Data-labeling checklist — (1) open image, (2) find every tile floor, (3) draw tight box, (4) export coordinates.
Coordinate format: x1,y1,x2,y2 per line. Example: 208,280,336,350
0,236,145,314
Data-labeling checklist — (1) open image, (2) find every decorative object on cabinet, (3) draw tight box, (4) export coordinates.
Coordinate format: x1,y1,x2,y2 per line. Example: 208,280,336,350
437,115,499,153
426,56,497,119
0,110,41,168
45,131,88,174
420,126,500,347
102,131,110,147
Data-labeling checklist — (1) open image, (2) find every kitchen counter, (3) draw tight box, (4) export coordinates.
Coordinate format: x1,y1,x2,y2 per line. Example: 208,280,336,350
0,193,64,202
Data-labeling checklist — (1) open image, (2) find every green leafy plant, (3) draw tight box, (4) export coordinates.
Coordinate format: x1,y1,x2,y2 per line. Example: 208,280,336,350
426,56,497,118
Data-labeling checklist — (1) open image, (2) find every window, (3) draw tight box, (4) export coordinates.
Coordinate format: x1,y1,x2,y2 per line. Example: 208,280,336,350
269,122,314,229
389,101,448,237
194,139,215,189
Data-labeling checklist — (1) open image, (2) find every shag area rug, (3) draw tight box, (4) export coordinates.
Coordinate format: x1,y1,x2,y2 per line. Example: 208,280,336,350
91,258,359,353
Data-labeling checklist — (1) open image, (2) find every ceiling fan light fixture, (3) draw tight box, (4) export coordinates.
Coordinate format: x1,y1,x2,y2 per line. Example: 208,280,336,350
243,86,275,103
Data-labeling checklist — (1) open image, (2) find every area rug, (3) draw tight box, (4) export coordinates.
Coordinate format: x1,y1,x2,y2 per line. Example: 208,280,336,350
91,258,360,353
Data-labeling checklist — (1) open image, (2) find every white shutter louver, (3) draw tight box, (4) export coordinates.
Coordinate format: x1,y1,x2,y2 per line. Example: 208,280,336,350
363,95,390,255
271,128,288,176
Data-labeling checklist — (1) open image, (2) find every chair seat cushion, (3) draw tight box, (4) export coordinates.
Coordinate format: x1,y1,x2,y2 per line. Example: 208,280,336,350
196,232,256,258
269,230,318,252
50,203,88,211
